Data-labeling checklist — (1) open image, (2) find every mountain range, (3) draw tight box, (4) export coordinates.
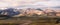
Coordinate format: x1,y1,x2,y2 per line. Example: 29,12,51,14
0,7,59,17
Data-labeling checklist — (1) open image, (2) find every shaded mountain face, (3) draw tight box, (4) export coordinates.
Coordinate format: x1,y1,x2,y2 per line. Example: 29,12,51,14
35,8,43,11
0,8,20,16
6,8,20,16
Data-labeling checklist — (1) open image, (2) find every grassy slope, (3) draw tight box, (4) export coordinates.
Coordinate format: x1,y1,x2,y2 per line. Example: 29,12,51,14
0,16,60,25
